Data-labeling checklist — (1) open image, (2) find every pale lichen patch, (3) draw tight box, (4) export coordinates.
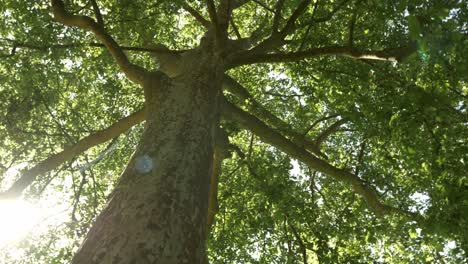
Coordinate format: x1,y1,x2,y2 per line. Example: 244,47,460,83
135,154,153,174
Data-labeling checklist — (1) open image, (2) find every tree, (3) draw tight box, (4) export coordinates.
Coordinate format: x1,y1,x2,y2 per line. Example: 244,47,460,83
0,0,466,263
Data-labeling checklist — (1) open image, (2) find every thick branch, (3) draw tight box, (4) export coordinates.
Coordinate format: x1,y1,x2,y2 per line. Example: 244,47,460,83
272,0,286,33
228,44,417,67
314,118,348,147
0,110,145,199
216,0,234,51
228,0,310,59
1,39,186,55
223,75,323,157
1,95,418,221
204,0,230,51
182,3,210,28
206,0,219,28
230,18,242,39
239,0,311,56
281,0,312,35
90,0,104,26
304,114,339,134
227,0,351,64
221,98,418,219
207,147,221,233
207,128,230,234
217,0,232,27
51,0,148,85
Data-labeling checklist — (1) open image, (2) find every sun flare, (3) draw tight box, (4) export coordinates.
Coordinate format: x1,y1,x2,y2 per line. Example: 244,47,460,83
0,200,41,246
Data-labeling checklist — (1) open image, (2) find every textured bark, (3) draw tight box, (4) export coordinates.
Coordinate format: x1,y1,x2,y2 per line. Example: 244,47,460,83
206,146,221,233
72,49,223,264
207,128,229,233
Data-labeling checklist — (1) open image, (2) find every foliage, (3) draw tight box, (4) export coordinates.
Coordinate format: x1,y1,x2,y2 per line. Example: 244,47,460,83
0,0,466,263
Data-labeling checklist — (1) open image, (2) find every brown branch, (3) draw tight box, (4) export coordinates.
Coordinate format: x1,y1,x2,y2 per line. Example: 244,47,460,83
1,39,186,55
50,0,148,85
206,0,219,28
1,108,226,238
303,114,339,135
314,118,348,147
230,17,242,39
241,0,311,56
227,0,351,64
217,0,232,26
182,3,210,28
272,0,286,33
0,110,145,199
228,44,417,68
221,98,419,219
205,0,230,51
0,75,286,200
281,0,312,36
207,128,230,234
0,96,419,224
207,147,221,234
215,0,234,52
223,75,324,157
90,0,104,26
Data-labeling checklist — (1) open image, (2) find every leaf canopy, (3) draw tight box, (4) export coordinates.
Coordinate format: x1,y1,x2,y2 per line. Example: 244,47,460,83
0,0,466,263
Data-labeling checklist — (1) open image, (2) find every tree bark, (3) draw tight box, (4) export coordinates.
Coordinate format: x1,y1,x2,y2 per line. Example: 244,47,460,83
72,49,223,264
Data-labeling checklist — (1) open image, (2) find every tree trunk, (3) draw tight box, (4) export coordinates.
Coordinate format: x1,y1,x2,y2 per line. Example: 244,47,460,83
72,49,223,264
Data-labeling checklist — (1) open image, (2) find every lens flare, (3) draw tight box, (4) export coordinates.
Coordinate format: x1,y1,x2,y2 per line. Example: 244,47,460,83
0,200,41,246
